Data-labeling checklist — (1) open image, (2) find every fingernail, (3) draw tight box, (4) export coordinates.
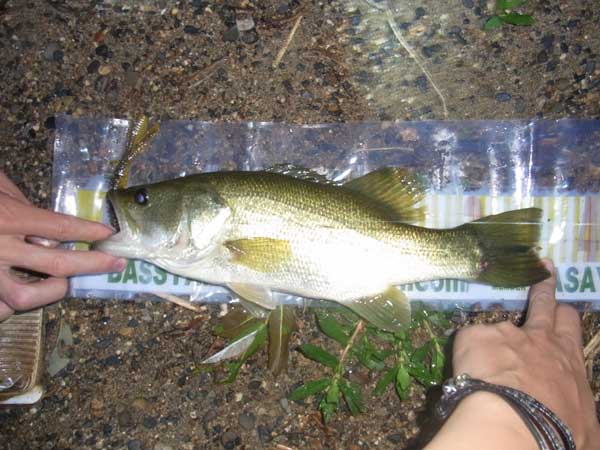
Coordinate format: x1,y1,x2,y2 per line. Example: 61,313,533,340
113,258,127,272
542,258,555,275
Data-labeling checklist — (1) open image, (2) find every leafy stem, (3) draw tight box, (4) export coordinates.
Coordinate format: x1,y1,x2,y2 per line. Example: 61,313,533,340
337,319,365,375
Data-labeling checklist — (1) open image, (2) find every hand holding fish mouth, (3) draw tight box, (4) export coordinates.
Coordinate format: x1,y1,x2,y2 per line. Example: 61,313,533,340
437,259,599,450
0,172,126,321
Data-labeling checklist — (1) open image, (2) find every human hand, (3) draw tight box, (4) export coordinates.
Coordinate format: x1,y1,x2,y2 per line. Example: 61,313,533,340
0,172,126,321
452,259,599,450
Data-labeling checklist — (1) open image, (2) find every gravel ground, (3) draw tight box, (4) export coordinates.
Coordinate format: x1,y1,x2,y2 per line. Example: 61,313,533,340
0,1,599,449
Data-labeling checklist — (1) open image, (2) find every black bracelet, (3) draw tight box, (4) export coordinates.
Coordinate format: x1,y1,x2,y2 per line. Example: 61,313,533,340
435,374,576,450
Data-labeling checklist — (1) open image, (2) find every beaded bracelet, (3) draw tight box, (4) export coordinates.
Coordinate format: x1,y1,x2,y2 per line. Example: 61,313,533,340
435,374,576,450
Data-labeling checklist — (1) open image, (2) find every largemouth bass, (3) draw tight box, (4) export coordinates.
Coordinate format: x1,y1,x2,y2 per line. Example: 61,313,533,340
94,168,549,332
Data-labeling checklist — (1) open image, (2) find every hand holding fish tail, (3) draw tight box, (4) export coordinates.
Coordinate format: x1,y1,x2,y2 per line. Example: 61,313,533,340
426,259,600,450
0,171,126,321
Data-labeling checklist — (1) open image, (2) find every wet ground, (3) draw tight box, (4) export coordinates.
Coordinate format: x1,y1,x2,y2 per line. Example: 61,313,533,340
0,1,599,449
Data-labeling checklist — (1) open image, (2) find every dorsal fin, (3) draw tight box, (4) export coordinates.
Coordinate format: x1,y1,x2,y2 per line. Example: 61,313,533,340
266,164,336,185
343,168,426,224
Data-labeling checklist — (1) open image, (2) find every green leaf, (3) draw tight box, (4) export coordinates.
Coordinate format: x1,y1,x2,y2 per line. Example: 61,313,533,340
484,15,503,30
411,342,431,365
289,378,330,402
268,305,297,376
496,0,526,11
500,12,534,26
316,312,350,345
340,381,364,416
224,323,268,383
326,380,340,404
319,398,338,424
214,306,262,340
298,343,339,369
356,351,386,371
396,365,411,391
374,366,398,396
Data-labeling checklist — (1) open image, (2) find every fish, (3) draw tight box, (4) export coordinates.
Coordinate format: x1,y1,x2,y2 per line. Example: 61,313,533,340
93,166,550,333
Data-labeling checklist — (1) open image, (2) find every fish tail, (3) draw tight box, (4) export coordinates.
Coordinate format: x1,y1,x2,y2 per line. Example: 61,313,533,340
462,208,550,287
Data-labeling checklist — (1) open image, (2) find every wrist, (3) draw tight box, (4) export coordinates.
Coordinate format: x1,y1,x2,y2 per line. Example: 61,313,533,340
426,391,537,450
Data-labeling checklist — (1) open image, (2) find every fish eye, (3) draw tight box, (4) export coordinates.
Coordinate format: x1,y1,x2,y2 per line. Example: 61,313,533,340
134,188,149,206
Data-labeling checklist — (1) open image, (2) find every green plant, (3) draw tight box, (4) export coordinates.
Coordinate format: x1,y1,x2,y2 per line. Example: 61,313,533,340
484,0,534,31
289,307,450,424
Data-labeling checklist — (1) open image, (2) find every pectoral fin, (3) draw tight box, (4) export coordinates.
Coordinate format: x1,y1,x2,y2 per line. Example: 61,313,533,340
343,168,425,224
228,283,277,311
345,286,411,332
225,238,292,273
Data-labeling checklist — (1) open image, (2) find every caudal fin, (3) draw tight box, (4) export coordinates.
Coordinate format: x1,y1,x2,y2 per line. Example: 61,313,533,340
462,208,550,287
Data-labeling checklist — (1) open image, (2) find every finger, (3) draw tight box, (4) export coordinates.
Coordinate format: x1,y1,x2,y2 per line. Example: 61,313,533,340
524,259,557,330
3,242,126,278
0,273,68,311
26,236,60,248
554,304,583,347
0,172,30,204
0,301,14,322
0,195,114,242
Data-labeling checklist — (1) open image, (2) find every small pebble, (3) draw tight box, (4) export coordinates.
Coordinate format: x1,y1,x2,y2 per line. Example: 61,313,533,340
43,42,62,62
257,425,271,443
238,412,255,431
95,44,110,58
241,30,258,45
414,7,426,20
414,75,428,93
223,26,239,42
421,44,442,58
495,92,512,102
236,14,255,32
537,50,549,64
462,0,474,8
143,416,158,429
546,61,557,72
248,380,261,390
203,409,217,423
387,433,403,444
98,65,112,76
279,398,291,414
221,431,241,450
44,116,56,129
154,443,173,450
87,60,100,74
127,440,142,450
183,25,200,34
118,410,133,428
541,34,554,50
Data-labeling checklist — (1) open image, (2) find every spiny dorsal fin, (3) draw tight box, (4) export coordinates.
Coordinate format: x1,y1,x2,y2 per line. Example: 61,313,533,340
225,237,292,273
345,286,411,332
343,168,426,224
266,164,336,185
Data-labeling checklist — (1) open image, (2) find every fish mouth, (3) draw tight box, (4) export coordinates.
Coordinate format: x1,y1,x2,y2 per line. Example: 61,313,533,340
92,193,138,258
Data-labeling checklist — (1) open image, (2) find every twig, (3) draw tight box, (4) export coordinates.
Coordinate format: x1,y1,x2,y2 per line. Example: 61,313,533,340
272,15,303,68
339,320,365,368
187,56,228,88
364,0,448,118
152,292,203,313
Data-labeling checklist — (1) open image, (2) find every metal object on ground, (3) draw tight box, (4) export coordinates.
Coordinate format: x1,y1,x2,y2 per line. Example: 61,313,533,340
0,309,45,404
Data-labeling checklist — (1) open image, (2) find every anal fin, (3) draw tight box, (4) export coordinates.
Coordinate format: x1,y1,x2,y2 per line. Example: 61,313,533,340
345,286,411,332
